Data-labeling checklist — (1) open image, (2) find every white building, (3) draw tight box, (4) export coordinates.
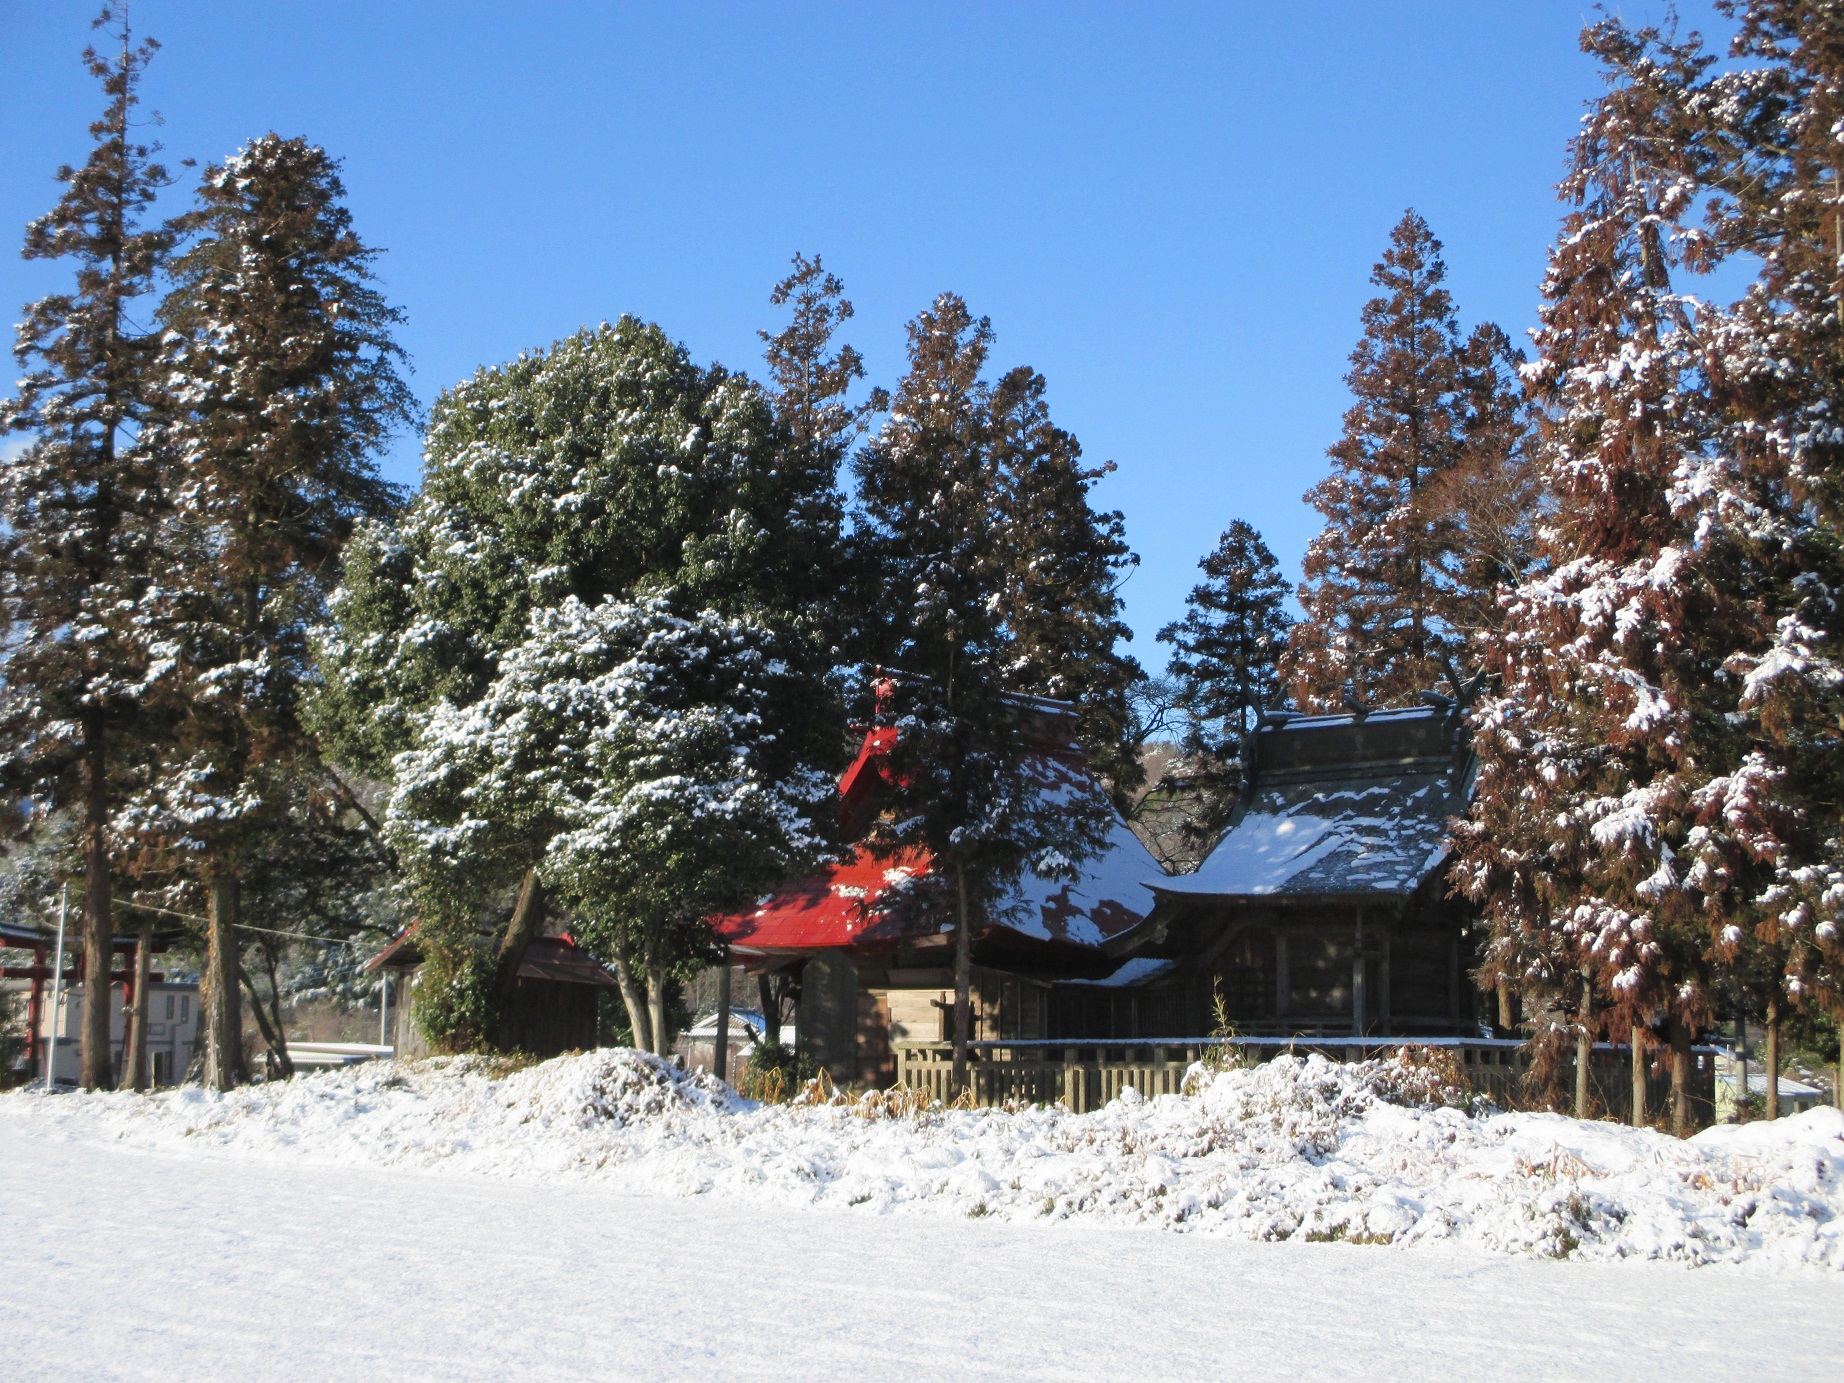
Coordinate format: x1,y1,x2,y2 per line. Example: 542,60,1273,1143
5,978,200,1087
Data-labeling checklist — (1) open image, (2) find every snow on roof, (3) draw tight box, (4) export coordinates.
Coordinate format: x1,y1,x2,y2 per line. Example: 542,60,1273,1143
1154,704,1471,902
1061,956,1176,988
1002,751,1165,947
1717,1073,1826,1100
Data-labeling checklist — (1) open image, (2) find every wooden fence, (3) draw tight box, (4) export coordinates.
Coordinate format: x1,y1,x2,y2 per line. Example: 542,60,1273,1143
894,1037,1718,1119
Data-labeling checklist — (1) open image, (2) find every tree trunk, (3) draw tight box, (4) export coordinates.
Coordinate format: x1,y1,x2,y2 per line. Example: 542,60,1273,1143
204,872,245,1091
118,921,154,1091
1764,996,1781,1121
261,945,294,1078
1496,980,1515,1035
610,951,651,1051
1630,1021,1647,1129
759,974,782,1047
80,723,114,1090
713,962,731,1083
490,870,545,1051
1669,1011,1692,1137
953,868,972,1097
648,964,669,1057
239,966,288,1078
1574,975,1592,1120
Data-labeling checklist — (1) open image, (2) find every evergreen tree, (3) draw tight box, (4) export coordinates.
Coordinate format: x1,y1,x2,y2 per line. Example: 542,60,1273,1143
0,7,179,1089
1157,520,1293,841
1666,1,1844,1105
758,252,883,659
853,294,1112,1090
1284,212,1532,710
132,134,411,1089
760,252,885,475
1451,22,1752,1131
314,319,846,1051
989,365,1142,796
387,596,832,1053
1439,323,1544,643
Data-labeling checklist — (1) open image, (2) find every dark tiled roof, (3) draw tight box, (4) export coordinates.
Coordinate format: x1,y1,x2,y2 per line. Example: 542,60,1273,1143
1153,705,1472,902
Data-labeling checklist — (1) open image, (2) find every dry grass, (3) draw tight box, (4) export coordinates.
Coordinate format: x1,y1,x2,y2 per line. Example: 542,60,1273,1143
854,1084,933,1120
792,1068,841,1106
1370,1045,1473,1109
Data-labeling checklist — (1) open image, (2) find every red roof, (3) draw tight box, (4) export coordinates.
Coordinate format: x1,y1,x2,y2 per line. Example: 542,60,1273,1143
719,845,937,953
715,718,1163,958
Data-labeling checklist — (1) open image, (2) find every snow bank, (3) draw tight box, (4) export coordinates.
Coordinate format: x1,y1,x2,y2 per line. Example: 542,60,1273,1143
7,1049,1840,1272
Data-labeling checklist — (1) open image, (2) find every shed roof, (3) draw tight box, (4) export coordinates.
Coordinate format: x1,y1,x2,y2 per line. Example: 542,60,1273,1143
1152,704,1471,903
366,930,617,988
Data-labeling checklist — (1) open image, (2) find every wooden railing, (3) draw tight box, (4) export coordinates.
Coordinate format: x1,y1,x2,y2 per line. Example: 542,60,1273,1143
893,1037,1718,1117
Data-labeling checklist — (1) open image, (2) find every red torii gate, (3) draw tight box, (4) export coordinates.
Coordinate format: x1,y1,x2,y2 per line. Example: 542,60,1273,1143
0,918,168,1080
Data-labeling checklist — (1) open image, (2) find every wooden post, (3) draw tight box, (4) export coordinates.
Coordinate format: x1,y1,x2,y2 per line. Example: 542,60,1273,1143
25,942,43,1082
952,868,972,1096
713,962,731,1083
1630,1020,1647,1128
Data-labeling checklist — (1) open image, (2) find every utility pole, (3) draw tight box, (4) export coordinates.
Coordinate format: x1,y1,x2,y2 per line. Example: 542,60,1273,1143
43,886,68,1092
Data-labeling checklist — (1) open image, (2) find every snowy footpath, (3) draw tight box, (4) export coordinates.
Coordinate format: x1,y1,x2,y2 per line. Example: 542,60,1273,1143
3,1050,1841,1380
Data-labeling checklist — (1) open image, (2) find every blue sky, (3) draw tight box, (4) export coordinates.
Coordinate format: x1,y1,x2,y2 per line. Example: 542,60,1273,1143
1,1,1722,661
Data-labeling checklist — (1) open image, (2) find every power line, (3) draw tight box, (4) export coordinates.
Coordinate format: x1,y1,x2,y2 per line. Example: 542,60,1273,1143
109,896,371,948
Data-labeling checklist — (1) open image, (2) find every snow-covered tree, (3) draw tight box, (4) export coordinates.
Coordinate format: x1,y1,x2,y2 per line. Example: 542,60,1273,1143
1668,0,1844,1107
1158,520,1293,842
387,596,832,1053
1452,22,1750,1131
132,133,411,1089
853,294,1114,1090
315,319,846,1050
1284,212,1533,711
0,7,179,1088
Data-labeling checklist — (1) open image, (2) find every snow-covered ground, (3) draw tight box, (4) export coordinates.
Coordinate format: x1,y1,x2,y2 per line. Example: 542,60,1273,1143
3,1050,1841,1378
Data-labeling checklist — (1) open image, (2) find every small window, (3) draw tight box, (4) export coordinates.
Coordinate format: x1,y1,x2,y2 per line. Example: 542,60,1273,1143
165,994,175,1020
179,996,189,1022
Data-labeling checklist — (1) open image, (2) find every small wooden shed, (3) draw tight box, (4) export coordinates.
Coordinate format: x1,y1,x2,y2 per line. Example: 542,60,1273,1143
365,928,617,1057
